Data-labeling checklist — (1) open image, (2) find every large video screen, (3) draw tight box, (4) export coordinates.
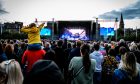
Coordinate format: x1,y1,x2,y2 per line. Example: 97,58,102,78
100,27,114,36
40,28,51,36
61,28,89,40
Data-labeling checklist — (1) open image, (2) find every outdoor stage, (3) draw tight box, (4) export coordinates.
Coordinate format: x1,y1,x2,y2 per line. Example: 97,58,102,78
57,21,96,40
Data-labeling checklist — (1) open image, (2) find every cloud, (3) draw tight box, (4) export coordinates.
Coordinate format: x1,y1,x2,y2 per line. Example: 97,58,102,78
99,0,140,20
0,0,8,15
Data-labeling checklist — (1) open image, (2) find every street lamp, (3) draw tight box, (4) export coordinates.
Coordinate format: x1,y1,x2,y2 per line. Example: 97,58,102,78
0,19,3,35
52,18,55,40
115,18,118,41
95,18,99,40
0,23,2,35
91,18,95,40
136,26,138,41
92,17,99,40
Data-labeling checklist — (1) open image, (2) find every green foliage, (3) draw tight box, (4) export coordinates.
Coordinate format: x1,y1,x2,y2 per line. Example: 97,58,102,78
124,34,136,41
0,31,27,39
40,35,51,39
117,28,124,41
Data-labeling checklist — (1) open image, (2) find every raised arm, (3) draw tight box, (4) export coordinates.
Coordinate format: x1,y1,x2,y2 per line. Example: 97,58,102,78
20,26,31,33
38,23,45,30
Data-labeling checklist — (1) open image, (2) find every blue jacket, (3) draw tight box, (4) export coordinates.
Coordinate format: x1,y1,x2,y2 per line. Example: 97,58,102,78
0,53,8,63
112,69,140,84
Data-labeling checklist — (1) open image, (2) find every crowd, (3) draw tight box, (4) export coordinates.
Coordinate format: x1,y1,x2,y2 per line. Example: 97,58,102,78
0,22,140,84
0,39,140,84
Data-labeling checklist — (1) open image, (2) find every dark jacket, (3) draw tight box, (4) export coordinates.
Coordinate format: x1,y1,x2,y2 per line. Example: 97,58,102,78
53,47,65,71
23,60,65,84
69,47,81,62
0,53,8,63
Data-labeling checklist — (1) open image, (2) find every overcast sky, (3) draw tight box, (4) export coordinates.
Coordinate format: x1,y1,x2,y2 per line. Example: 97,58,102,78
0,0,140,28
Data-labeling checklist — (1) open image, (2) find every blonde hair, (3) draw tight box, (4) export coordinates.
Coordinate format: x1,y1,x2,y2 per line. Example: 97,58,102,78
0,59,23,84
0,68,7,84
121,52,138,78
129,44,138,51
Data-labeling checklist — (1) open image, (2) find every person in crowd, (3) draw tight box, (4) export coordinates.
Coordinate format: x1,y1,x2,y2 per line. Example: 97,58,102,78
137,43,140,63
68,43,96,84
72,41,76,49
21,47,46,74
53,40,65,72
0,43,7,63
90,43,104,84
2,44,18,61
43,42,51,52
112,52,140,84
69,40,82,61
51,40,57,49
16,42,28,66
0,40,4,44
13,43,19,56
129,43,140,69
0,59,23,84
6,40,11,44
110,41,116,49
137,43,140,50
0,42,3,55
62,39,68,50
64,42,72,81
21,22,45,50
115,39,129,56
99,42,106,56
65,42,72,64
44,49,55,61
23,60,65,84
104,43,110,55
116,46,127,63
102,48,118,84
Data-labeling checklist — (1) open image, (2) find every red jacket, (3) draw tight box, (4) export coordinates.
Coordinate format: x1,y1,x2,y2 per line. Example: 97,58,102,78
22,49,46,72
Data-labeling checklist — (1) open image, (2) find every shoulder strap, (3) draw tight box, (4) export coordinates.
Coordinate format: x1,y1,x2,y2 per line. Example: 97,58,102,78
73,66,84,79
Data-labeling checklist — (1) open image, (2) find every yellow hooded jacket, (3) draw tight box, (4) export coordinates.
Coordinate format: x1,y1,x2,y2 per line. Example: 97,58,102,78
21,23,44,44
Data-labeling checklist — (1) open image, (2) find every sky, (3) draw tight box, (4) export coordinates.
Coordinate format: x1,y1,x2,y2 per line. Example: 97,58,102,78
0,0,140,29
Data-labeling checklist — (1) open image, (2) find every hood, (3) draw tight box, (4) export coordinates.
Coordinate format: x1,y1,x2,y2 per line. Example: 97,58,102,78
23,60,65,84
